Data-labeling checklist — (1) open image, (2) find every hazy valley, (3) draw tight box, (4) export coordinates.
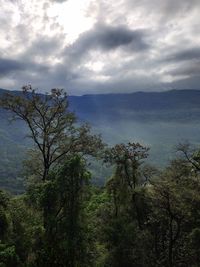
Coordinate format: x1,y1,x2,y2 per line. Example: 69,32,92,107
1,88,200,193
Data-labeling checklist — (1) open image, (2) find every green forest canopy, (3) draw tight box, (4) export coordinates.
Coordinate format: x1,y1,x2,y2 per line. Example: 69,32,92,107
0,87,200,267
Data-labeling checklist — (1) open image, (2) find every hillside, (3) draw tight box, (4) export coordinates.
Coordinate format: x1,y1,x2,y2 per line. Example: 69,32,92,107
0,88,200,193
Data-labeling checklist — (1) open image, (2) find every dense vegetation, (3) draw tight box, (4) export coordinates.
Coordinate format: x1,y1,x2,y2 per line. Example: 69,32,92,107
1,88,200,193
0,86,200,266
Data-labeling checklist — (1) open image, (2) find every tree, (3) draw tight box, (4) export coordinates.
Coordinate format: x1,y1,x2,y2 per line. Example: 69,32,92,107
0,190,9,242
100,142,151,267
35,156,93,267
176,142,200,172
105,142,149,228
148,158,200,267
0,85,105,266
0,85,104,182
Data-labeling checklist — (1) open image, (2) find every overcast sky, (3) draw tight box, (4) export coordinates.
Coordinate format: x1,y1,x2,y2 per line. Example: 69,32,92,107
0,0,200,94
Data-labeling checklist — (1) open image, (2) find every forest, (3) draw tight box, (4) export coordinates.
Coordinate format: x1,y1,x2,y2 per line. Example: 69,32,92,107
0,86,200,267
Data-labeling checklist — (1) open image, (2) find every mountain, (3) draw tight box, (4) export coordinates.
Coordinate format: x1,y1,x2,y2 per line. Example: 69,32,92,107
68,89,200,121
1,88,200,193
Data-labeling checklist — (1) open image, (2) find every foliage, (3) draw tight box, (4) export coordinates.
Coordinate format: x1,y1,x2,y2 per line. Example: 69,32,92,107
0,87,200,267
0,85,104,182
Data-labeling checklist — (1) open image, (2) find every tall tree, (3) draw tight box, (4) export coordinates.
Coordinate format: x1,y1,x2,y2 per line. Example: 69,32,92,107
101,142,151,267
0,85,104,266
0,85,104,182
105,142,149,228
36,156,92,267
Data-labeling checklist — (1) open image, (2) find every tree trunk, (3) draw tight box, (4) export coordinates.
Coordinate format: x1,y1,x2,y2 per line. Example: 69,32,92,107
169,216,173,267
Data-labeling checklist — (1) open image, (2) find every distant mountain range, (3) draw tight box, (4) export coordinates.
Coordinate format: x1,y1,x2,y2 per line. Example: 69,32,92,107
1,88,200,193
68,89,200,122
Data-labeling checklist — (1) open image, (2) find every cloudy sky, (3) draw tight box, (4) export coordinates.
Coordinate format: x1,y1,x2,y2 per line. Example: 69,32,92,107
0,0,200,94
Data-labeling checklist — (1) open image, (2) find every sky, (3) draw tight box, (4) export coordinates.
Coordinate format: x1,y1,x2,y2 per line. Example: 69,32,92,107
0,0,200,95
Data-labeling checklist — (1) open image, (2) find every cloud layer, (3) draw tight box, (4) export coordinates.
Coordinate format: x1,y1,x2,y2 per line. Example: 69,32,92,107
0,0,200,94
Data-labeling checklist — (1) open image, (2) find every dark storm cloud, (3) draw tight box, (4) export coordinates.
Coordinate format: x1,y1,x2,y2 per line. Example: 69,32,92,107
64,24,150,60
171,68,200,78
165,47,200,63
0,57,51,83
0,58,25,76
159,47,200,82
166,62,200,78
90,25,148,51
